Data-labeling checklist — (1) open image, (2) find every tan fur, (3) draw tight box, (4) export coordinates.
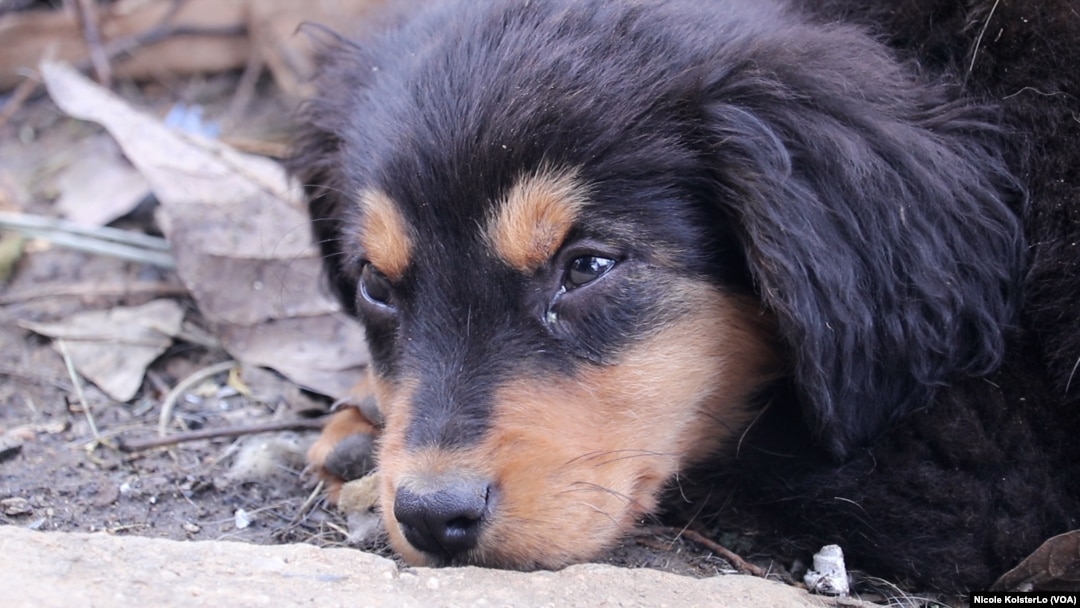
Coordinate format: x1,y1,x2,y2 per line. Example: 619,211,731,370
485,168,588,273
375,281,780,567
358,189,413,281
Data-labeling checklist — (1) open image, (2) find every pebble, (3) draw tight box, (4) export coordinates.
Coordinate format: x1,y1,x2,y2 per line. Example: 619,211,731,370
234,508,252,529
1,497,32,516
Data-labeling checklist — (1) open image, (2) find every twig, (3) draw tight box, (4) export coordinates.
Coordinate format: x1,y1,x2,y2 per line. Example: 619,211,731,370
295,480,326,521
222,37,265,131
272,479,333,543
0,76,40,130
0,212,171,251
282,479,326,532
218,137,290,159
73,0,112,87
0,211,174,268
0,363,70,391
0,7,244,129
102,24,247,67
56,338,100,441
157,360,237,436
0,281,188,305
647,526,769,578
120,418,326,452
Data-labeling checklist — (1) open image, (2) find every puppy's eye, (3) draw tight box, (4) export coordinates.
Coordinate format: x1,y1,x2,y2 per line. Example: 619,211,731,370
565,255,615,290
359,263,394,309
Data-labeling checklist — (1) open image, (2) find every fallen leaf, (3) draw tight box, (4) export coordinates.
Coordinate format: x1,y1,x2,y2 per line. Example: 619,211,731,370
54,136,150,227
992,530,1080,591
39,61,368,401
20,300,185,401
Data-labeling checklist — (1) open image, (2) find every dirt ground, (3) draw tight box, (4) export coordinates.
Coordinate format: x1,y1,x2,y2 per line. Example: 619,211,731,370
0,73,761,587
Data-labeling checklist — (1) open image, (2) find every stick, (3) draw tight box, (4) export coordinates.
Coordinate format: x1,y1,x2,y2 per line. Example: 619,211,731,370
56,338,100,441
0,281,188,305
0,13,244,129
120,418,326,452
646,526,769,578
0,76,39,129
157,360,237,436
0,211,175,269
73,0,112,87
222,39,265,130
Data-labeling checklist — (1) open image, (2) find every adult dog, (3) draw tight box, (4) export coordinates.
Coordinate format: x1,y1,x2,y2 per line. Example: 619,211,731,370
289,0,1080,592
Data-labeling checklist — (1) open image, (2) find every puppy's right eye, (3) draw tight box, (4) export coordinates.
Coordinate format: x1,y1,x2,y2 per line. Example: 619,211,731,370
564,255,615,290
359,263,394,310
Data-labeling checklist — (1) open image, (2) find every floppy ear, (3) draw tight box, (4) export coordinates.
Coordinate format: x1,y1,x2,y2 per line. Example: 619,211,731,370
286,33,376,316
701,25,1025,459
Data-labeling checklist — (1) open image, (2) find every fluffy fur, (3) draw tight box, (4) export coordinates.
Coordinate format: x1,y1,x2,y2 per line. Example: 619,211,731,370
289,0,1080,593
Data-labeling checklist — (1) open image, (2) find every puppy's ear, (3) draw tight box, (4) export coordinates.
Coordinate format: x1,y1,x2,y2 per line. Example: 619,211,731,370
286,33,373,315
702,27,1024,458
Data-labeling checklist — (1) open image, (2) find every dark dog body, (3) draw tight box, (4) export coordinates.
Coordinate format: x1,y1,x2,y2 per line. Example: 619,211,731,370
290,0,1080,592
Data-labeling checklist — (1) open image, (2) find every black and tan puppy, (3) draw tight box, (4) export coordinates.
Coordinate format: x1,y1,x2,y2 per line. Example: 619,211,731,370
289,0,1080,592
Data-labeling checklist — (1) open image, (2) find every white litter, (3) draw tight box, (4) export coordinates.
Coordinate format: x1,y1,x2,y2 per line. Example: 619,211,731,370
803,544,850,595
234,508,253,530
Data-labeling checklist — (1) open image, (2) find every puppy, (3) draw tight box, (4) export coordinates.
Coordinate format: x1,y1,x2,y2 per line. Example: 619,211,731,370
289,0,1080,592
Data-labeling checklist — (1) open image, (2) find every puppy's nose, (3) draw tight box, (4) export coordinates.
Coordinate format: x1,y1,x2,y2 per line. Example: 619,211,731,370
393,478,491,559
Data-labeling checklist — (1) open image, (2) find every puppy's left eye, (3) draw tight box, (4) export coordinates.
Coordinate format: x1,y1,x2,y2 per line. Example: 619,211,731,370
359,263,395,310
565,255,615,290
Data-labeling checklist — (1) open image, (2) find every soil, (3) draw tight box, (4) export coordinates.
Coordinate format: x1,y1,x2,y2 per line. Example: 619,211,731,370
0,74,747,585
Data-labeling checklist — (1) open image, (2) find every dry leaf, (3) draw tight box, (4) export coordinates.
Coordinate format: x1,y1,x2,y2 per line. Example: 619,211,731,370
20,300,185,401
54,137,150,227
992,530,1080,591
39,61,368,401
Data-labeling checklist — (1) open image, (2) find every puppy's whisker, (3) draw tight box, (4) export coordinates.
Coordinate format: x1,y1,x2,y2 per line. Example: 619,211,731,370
563,449,671,467
734,399,771,460
564,482,653,515
560,482,632,505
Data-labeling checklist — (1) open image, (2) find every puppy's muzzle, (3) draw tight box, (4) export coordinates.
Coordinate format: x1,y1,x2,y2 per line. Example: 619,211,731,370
393,474,495,560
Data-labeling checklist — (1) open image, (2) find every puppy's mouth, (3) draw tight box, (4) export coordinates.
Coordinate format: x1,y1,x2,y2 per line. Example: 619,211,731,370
380,451,671,570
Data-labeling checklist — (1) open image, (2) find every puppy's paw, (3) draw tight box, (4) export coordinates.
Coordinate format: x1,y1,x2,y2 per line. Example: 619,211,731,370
308,403,379,503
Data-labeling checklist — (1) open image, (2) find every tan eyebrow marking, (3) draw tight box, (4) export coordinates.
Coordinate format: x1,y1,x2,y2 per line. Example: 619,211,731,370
357,188,413,281
485,168,588,273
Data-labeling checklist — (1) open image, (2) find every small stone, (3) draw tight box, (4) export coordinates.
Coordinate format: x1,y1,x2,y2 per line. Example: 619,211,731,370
234,508,252,529
0,435,24,462
1,497,32,516
182,522,200,534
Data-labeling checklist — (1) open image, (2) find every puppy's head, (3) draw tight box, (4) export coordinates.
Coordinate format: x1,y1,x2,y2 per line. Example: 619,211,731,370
348,166,778,567
290,0,1023,568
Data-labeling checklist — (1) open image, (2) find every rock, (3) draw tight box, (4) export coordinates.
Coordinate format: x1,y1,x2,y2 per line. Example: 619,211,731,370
0,527,869,607
1,497,32,516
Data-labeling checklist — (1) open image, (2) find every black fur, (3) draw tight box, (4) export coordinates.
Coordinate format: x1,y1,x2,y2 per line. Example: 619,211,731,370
289,0,1080,592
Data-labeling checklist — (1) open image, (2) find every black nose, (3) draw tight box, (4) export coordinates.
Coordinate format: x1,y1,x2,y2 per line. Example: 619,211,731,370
393,478,491,559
